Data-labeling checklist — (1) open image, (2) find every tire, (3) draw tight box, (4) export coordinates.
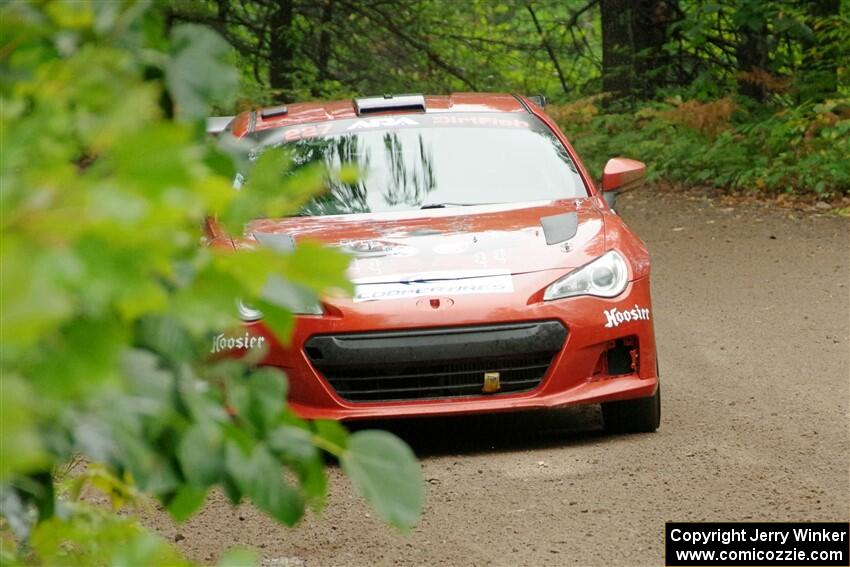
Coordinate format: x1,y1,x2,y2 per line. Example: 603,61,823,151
602,385,660,434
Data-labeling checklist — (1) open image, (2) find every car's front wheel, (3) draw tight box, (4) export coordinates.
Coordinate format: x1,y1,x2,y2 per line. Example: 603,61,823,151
602,385,660,433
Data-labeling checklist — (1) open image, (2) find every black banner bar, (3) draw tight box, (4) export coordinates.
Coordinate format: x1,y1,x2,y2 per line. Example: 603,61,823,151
666,522,849,566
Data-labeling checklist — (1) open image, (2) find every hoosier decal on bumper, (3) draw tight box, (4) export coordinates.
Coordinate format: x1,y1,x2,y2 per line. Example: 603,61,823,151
604,305,651,328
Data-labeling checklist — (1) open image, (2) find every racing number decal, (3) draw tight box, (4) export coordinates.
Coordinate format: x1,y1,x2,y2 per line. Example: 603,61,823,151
282,123,333,142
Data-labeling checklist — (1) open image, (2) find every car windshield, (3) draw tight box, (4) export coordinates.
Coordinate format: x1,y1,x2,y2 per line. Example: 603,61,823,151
251,112,588,216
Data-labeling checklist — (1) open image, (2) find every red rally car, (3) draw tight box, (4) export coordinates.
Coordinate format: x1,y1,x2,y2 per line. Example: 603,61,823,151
210,93,660,433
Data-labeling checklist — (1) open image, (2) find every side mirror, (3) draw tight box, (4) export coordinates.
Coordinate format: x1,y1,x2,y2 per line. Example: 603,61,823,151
601,158,646,193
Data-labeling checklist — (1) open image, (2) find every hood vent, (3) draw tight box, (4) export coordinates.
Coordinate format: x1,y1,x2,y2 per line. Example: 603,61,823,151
540,212,578,245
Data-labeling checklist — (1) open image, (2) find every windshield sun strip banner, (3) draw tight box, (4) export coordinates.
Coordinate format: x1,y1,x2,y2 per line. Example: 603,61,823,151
253,113,536,147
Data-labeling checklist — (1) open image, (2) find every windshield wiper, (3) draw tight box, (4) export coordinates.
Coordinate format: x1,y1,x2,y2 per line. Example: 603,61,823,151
420,202,488,209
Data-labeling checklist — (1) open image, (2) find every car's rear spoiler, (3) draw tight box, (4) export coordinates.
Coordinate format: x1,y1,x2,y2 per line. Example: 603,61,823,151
206,116,234,135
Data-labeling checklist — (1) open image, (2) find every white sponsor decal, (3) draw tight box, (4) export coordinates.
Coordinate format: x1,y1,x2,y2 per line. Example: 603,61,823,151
347,116,419,130
604,305,651,328
432,240,471,255
353,271,513,302
432,115,531,128
211,332,266,353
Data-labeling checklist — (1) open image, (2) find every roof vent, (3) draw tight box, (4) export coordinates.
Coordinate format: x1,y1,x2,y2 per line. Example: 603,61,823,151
354,94,426,115
260,105,288,119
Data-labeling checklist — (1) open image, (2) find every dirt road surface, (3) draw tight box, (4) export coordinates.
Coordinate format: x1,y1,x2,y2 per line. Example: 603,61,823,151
142,189,850,566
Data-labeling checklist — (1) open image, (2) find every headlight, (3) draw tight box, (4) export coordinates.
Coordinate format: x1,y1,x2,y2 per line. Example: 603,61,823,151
236,298,324,321
292,302,323,316
236,299,263,321
543,250,629,301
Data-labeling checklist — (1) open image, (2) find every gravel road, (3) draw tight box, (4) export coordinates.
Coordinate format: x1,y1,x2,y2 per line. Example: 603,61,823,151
142,188,850,566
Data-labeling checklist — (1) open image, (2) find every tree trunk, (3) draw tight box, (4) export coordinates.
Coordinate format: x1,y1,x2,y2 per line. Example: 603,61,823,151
269,0,296,101
601,0,634,96
601,0,677,99
632,0,677,97
800,0,841,101
735,5,769,101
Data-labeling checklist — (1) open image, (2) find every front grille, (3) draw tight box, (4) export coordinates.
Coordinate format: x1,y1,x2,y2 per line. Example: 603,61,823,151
304,321,566,402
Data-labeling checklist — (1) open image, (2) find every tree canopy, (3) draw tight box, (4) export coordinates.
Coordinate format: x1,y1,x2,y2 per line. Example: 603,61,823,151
168,0,849,197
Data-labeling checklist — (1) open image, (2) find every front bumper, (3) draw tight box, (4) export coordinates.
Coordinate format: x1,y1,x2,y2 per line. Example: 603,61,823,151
245,273,658,421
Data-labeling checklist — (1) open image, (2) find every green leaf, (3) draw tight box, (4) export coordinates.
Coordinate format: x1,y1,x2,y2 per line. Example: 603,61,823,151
340,430,423,531
253,301,294,344
220,474,242,506
177,424,224,487
291,457,327,512
136,315,196,364
167,485,208,522
31,315,128,400
0,376,48,480
217,547,258,567
166,24,238,121
108,426,175,495
224,377,251,427
225,442,303,526
144,457,181,497
112,124,193,192
0,487,32,540
246,368,287,433
282,242,353,295
0,242,74,350
267,424,326,510
204,144,237,180
243,148,293,199
260,276,321,314
312,419,349,453
121,349,175,417
267,425,318,462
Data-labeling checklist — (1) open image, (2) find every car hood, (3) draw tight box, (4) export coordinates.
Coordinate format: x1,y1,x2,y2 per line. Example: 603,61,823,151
244,199,606,282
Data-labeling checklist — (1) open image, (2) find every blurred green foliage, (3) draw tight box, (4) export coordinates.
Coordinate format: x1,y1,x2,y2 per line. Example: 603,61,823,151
0,2,422,565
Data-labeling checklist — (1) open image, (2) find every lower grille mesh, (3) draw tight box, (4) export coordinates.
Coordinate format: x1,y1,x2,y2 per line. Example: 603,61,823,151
304,321,566,402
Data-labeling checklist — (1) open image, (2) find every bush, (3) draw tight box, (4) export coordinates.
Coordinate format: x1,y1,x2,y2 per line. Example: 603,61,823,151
554,96,850,197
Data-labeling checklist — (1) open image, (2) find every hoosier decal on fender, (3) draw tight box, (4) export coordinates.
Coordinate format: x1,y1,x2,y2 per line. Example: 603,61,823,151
211,332,266,353
604,305,651,328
